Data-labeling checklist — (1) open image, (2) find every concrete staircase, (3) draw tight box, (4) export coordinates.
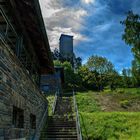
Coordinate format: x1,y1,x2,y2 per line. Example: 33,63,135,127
40,96,78,140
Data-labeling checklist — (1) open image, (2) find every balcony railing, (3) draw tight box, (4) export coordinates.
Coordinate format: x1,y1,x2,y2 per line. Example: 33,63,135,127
0,5,40,85
0,5,18,53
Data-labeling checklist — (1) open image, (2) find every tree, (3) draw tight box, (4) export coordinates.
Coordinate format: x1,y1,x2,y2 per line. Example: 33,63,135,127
53,60,62,67
121,11,140,87
86,55,114,74
52,48,60,60
121,11,140,62
131,60,140,87
86,55,115,91
122,68,133,88
78,66,98,90
75,57,82,70
62,61,82,90
107,70,120,90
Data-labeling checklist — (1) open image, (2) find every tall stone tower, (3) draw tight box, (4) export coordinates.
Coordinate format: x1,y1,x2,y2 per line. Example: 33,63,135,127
59,34,74,59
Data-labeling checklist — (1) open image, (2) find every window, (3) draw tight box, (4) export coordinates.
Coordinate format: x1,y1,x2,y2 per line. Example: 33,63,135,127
30,114,36,129
12,106,24,128
41,84,50,92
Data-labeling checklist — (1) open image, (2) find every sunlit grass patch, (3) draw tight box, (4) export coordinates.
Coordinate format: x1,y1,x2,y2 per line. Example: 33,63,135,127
80,112,140,140
76,89,140,140
47,95,55,116
76,91,101,112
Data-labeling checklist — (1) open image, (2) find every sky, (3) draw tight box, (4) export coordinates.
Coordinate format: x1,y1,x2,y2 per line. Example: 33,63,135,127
39,0,140,72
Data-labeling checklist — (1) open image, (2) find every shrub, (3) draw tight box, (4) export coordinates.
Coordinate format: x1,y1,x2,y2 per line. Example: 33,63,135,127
117,89,125,94
120,100,131,108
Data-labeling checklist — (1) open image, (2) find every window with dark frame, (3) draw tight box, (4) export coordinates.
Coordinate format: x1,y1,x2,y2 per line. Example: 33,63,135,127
12,106,24,128
30,114,36,129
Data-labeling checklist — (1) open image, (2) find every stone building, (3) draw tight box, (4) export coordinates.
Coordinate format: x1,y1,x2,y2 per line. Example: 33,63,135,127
0,0,54,139
59,34,74,65
40,66,64,94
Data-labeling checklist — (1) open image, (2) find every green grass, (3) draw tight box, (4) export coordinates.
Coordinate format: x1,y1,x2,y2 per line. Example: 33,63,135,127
103,88,140,95
76,91,101,112
47,95,55,116
76,89,140,140
80,112,140,140
116,88,140,95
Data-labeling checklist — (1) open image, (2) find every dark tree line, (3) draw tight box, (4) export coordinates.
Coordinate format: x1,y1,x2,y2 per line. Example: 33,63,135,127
52,48,82,69
54,55,135,91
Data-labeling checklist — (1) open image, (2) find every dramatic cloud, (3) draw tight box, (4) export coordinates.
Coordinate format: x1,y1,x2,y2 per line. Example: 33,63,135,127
82,0,95,4
39,0,88,50
39,0,140,71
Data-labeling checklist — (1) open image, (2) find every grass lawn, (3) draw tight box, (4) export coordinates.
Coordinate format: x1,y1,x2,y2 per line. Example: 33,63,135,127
76,89,140,140
80,112,140,140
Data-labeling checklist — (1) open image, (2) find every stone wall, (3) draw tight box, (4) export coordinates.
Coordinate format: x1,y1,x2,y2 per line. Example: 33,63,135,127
0,42,48,139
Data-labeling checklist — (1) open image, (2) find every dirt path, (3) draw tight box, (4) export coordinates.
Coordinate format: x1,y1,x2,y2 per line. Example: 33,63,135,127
94,93,140,112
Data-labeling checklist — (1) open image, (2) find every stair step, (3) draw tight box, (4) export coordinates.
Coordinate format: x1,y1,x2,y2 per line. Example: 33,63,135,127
40,138,77,140
47,135,77,138
42,127,76,131
41,131,77,135
49,121,75,123
47,128,76,131
47,126,76,128
48,126,76,128
40,96,78,140
48,124,76,126
42,130,77,133
47,128,76,132
50,120,76,122
48,124,76,127
50,119,75,122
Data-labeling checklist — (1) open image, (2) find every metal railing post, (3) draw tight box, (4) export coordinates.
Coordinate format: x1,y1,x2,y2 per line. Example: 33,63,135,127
33,106,48,140
73,91,82,140
52,90,58,115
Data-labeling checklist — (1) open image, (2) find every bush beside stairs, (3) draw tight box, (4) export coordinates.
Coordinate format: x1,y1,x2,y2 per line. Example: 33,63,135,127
40,95,78,140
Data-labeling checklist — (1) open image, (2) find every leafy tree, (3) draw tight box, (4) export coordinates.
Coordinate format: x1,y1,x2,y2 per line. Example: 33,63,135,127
86,55,115,91
62,61,82,90
122,68,133,88
60,55,74,66
131,60,140,87
78,66,98,90
121,11,140,87
106,70,120,90
52,48,82,69
52,48,60,60
86,55,114,74
121,11,140,63
75,57,82,70
53,60,62,67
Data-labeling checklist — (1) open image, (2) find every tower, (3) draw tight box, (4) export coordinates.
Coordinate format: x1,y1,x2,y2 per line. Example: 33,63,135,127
59,34,74,59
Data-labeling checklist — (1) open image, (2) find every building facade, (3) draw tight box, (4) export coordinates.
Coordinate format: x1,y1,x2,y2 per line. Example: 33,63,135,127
40,66,64,94
0,0,54,139
59,34,74,59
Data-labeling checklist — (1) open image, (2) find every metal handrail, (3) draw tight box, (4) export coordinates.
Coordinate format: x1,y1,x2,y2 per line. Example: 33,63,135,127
73,91,82,140
52,90,58,115
33,105,48,140
0,6,18,48
0,6,18,37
